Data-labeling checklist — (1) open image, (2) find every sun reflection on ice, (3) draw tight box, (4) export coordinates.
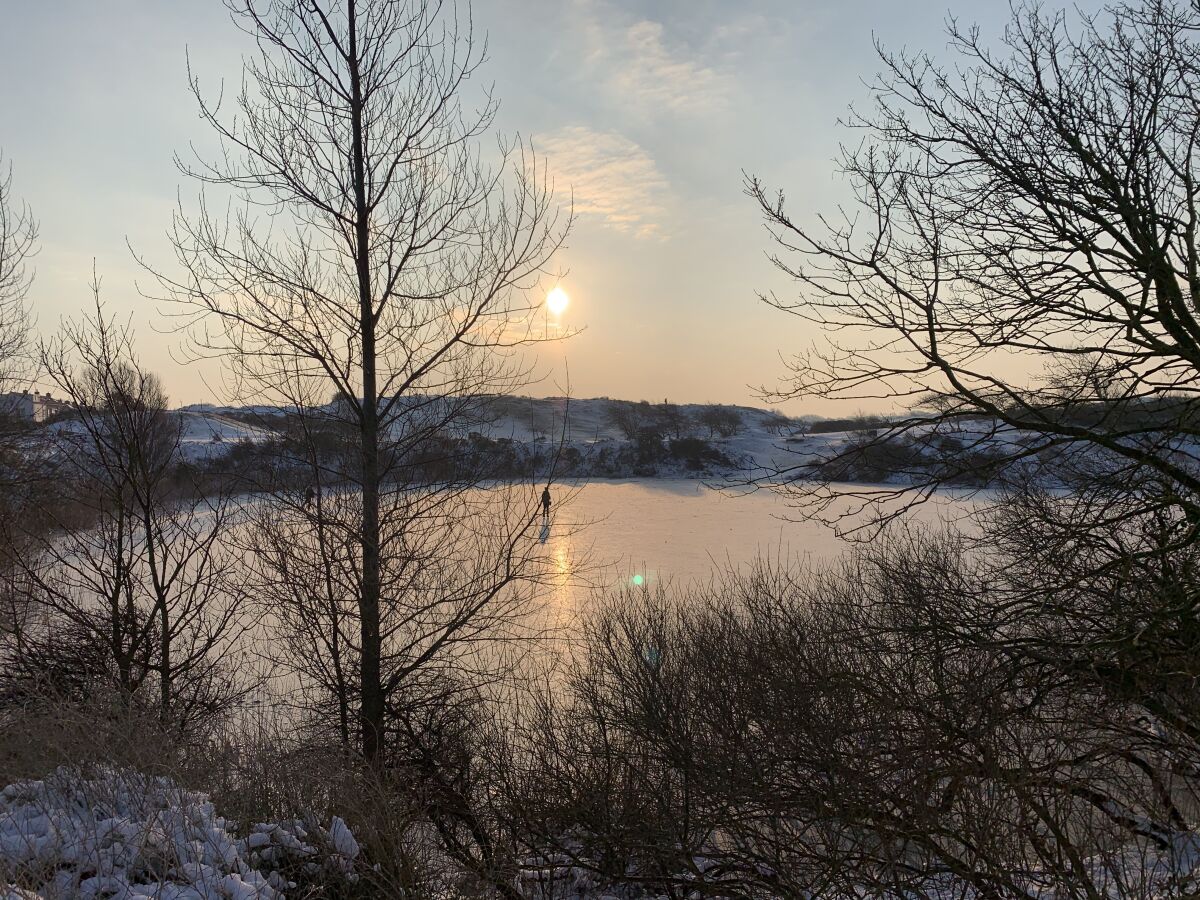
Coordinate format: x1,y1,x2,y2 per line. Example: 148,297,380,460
547,539,577,632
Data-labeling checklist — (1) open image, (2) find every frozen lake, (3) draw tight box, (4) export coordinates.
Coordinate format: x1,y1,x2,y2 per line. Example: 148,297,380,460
223,477,984,705
538,478,981,619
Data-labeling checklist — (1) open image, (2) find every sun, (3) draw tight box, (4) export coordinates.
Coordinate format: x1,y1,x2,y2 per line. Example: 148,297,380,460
546,285,569,317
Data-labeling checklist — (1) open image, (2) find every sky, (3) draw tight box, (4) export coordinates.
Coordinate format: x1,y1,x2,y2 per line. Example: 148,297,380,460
0,0,1100,414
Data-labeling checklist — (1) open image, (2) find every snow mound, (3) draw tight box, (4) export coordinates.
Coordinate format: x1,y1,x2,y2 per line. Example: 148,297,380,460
0,767,358,899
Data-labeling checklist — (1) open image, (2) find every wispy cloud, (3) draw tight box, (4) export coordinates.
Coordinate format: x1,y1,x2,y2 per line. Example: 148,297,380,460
539,126,670,239
609,20,728,115
573,0,730,117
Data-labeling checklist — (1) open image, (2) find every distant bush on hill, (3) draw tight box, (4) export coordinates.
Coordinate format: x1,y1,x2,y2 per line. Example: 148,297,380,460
805,414,891,434
696,406,742,437
605,400,751,441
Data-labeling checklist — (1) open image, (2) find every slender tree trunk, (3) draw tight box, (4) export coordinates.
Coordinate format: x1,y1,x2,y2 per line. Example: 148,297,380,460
143,505,171,719
313,462,351,750
116,505,142,703
112,512,131,698
347,0,385,764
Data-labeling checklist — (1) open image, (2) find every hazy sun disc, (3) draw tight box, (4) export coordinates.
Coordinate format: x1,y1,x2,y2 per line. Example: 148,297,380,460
546,286,569,316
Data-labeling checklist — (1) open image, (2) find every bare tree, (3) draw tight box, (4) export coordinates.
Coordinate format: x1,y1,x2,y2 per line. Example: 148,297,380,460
655,401,691,441
604,401,643,441
605,401,666,441
0,152,34,394
7,290,249,735
232,376,580,893
142,0,569,766
239,401,566,708
696,405,742,439
747,0,1200,532
0,155,38,672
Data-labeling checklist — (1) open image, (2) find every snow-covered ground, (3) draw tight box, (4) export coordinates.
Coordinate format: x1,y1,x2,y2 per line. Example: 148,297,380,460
4,766,1199,899
176,413,277,463
27,411,282,468
0,767,359,899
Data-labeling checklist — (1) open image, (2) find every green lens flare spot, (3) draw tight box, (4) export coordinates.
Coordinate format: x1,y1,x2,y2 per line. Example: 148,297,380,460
631,574,645,587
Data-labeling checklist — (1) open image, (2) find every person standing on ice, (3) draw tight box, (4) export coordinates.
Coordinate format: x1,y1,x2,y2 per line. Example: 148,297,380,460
538,486,552,544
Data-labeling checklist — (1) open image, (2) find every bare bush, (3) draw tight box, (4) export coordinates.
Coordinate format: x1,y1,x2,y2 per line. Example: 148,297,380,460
3,291,250,739
605,401,650,441
508,501,1200,897
696,405,742,438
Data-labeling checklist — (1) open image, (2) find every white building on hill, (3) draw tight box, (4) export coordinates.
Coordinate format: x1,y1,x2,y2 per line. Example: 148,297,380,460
0,391,71,422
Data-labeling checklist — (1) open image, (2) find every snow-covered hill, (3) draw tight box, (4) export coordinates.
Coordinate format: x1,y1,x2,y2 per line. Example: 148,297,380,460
176,412,277,463
133,397,1176,485
172,397,808,477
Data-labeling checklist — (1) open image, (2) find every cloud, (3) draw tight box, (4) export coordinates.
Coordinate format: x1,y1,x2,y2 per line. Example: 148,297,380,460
572,0,729,117
609,20,728,115
539,126,670,239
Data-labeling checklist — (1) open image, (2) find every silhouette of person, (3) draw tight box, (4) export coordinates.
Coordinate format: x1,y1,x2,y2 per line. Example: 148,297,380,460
304,485,316,508
541,486,552,518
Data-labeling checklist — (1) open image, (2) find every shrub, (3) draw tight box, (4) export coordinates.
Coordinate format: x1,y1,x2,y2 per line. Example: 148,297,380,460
511,517,1200,898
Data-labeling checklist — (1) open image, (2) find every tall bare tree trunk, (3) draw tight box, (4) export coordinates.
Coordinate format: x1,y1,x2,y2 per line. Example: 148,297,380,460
153,0,569,779
345,0,385,764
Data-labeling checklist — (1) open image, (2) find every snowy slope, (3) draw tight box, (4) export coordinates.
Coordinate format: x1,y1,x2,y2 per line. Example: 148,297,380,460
171,397,807,476
177,412,277,463
467,397,791,444
23,410,281,467
74,396,1168,484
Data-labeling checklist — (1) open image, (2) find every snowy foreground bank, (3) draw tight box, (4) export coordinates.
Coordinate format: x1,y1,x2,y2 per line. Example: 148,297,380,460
0,768,358,899
5,768,1200,899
